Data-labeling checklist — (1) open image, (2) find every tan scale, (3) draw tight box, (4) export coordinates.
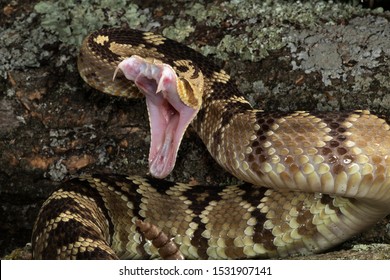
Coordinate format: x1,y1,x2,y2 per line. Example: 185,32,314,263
142,32,166,46
93,35,109,45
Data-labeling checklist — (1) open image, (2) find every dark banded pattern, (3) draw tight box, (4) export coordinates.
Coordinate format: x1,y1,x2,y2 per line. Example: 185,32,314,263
33,174,388,259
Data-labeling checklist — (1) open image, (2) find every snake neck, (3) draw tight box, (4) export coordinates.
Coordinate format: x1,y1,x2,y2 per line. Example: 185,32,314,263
194,90,390,207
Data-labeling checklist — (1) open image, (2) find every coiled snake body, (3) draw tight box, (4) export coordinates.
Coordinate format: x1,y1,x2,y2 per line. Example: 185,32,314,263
32,28,390,259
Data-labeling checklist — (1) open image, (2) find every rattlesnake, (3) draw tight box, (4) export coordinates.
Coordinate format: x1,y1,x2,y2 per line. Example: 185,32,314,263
31,28,390,259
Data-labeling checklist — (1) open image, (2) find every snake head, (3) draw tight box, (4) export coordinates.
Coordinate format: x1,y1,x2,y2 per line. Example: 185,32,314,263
114,55,203,178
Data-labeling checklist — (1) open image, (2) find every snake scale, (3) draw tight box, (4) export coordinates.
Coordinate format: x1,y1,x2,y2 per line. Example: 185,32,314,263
32,28,390,260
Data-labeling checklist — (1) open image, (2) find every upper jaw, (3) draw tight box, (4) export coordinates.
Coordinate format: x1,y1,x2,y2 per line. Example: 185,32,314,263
114,55,202,178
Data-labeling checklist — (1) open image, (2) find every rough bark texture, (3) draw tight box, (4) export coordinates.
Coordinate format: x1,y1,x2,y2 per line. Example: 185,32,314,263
1,0,390,259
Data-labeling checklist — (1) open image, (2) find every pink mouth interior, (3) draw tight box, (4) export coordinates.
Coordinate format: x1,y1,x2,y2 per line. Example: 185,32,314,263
115,56,199,178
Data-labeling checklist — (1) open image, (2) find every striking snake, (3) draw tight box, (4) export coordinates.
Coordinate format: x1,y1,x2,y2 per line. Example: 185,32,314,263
31,28,390,259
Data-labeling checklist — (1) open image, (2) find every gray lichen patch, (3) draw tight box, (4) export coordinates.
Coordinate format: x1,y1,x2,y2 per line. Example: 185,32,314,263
162,18,195,43
288,15,390,87
33,0,155,46
179,0,368,61
0,12,57,78
47,159,68,182
0,99,22,136
0,1,155,78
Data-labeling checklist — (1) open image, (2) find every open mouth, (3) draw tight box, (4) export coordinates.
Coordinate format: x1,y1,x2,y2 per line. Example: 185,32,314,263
114,56,199,178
